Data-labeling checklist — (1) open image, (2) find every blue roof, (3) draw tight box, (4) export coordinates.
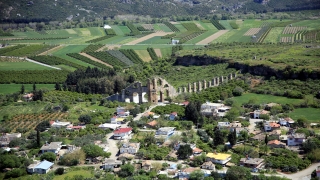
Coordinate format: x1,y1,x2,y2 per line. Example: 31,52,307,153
36,160,54,170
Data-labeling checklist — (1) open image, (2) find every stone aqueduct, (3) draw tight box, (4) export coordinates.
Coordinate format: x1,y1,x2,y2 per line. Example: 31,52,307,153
107,73,237,103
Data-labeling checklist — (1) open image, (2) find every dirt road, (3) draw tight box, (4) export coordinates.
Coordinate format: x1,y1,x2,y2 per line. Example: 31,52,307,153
196,30,229,45
79,53,113,68
125,32,173,45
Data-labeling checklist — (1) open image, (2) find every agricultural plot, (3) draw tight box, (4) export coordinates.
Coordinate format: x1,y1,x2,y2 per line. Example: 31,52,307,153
29,55,85,69
181,22,202,31
65,29,77,34
289,108,320,122
160,48,172,58
158,24,172,32
210,20,226,30
107,50,134,65
196,30,228,45
197,21,218,30
117,26,131,35
0,84,54,94
135,50,152,62
125,32,173,45
283,26,307,34
3,45,54,57
173,24,187,32
0,62,53,70
163,22,180,32
264,27,284,43
142,24,154,31
87,27,106,36
291,19,320,29
179,32,204,44
154,49,162,57
52,45,94,67
81,44,105,53
138,36,171,44
86,52,126,67
244,28,261,36
75,28,91,36
0,56,25,62
280,37,293,43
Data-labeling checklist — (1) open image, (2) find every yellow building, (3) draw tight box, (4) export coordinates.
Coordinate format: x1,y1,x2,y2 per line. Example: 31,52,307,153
206,153,231,165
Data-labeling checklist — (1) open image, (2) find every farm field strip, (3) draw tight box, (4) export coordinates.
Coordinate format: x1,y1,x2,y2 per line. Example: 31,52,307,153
0,61,54,70
283,26,307,34
38,45,63,55
0,84,55,94
135,50,152,62
142,24,154,31
154,48,162,57
0,55,61,70
124,32,173,45
244,28,261,36
196,30,229,45
264,27,284,43
79,52,113,67
65,29,77,34
280,37,293,43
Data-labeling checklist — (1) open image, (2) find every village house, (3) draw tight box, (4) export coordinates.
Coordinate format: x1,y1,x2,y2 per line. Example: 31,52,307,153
141,160,152,171
113,127,132,140
116,106,130,117
200,102,229,117
287,133,306,146
27,160,54,174
177,167,200,179
201,161,215,170
267,140,286,148
251,110,269,119
120,142,140,154
155,127,175,136
101,158,122,170
66,125,86,130
169,112,178,120
173,142,196,151
240,157,264,168
146,120,157,128
23,93,33,101
217,122,230,129
264,122,280,132
98,123,121,130
193,148,203,156
206,152,231,165
0,133,21,147
40,142,62,154
110,116,125,124
50,120,71,128
279,117,295,126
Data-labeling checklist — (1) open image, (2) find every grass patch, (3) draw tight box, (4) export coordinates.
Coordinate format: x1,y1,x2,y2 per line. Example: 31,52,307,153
231,93,303,105
0,84,55,95
185,30,218,44
0,62,53,70
135,50,152,62
264,27,284,43
158,24,172,32
138,36,171,44
289,108,320,122
117,25,131,34
53,170,94,180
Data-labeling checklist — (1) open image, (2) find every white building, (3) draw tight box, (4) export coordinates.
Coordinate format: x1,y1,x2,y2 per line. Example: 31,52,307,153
206,153,231,165
113,128,132,140
27,160,54,174
103,24,111,29
50,120,71,128
287,133,306,146
40,142,62,154
0,133,21,147
120,143,140,154
155,127,175,136
101,159,122,170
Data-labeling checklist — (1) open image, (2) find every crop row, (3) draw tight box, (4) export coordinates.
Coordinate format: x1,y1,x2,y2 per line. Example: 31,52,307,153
137,26,148,31
85,35,115,43
181,23,202,31
107,50,134,66
67,53,110,69
0,29,14,36
87,52,127,67
0,45,26,55
272,20,301,27
147,47,158,60
294,30,307,42
229,21,239,29
141,24,154,31
126,23,141,36
81,44,104,52
280,37,293,43
0,57,25,62
210,20,226,30
0,70,69,84
3,37,69,41
163,22,180,32
179,32,204,44
4,45,53,57
283,26,307,34
304,29,320,41
161,33,176,39
119,49,143,64
105,29,116,35
28,55,86,69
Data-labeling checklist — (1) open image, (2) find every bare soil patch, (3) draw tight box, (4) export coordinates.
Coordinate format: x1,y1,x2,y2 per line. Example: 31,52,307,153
244,28,262,36
154,49,162,58
195,22,205,30
125,32,173,45
79,52,113,68
196,30,229,45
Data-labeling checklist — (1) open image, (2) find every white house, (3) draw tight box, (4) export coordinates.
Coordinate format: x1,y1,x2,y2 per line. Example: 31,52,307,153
117,106,130,117
218,122,230,129
50,120,71,128
252,110,269,119
27,160,54,174
0,133,21,147
98,123,121,130
206,152,231,165
155,127,175,136
40,142,62,154
101,158,122,170
113,128,132,140
200,102,224,116
279,117,295,126
264,122,280,132
287,133,306,146
120,142,140,154
103,24,111,29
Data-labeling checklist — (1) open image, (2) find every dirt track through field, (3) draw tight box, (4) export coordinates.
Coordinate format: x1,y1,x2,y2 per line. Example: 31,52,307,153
39,45,63,55
79,53,113,68
124,32,174,45
196,30,229,45
154,49,162,58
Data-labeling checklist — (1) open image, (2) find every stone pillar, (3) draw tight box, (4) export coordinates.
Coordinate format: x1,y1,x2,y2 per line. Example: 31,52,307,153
203,80,207,89
229,74,233,80
208,80,212,87
188,83,192,92
216,77,220,86
183,87,187,93
193,82,197,92
234,73,237,78
220,76,224,84
198,81,202,91
152,78,157,90
212,78,216,86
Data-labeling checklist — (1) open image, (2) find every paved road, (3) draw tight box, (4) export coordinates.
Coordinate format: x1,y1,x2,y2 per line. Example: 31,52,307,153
277,163,320,180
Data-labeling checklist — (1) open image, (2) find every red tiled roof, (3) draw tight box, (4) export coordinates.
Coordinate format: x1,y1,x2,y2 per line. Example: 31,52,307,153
268,140,281,145
114,128,132,134
147,120,157,126
50,121,55,125
171,112,177,115
193,148,203,153
270,122,280,128
182,101,189,106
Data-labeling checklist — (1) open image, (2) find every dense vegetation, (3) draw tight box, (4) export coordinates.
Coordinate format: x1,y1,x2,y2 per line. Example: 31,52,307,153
210,20,226,30
85,35,115,43
0,45,26,55
81,44,104,53
67,53,110,69
126,23,141,36
107,50,134,66
181,22,202,31
147,47,158,60
105,28,116,35
163,22,180,32
29,55,86,69
0,70,68,84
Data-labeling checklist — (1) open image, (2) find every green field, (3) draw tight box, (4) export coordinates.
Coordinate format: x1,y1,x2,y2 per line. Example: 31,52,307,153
158,24,172,32
0,84,55,95
53,170,94,180
117,25,131,34
219,20,233,30
289,108,320,122
185,30,218,44
231,93,303,105
0,62,53,70
264,27,284,43
135,50,152,62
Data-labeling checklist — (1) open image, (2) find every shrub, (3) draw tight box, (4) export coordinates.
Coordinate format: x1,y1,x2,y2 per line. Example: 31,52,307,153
55,167,64,175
